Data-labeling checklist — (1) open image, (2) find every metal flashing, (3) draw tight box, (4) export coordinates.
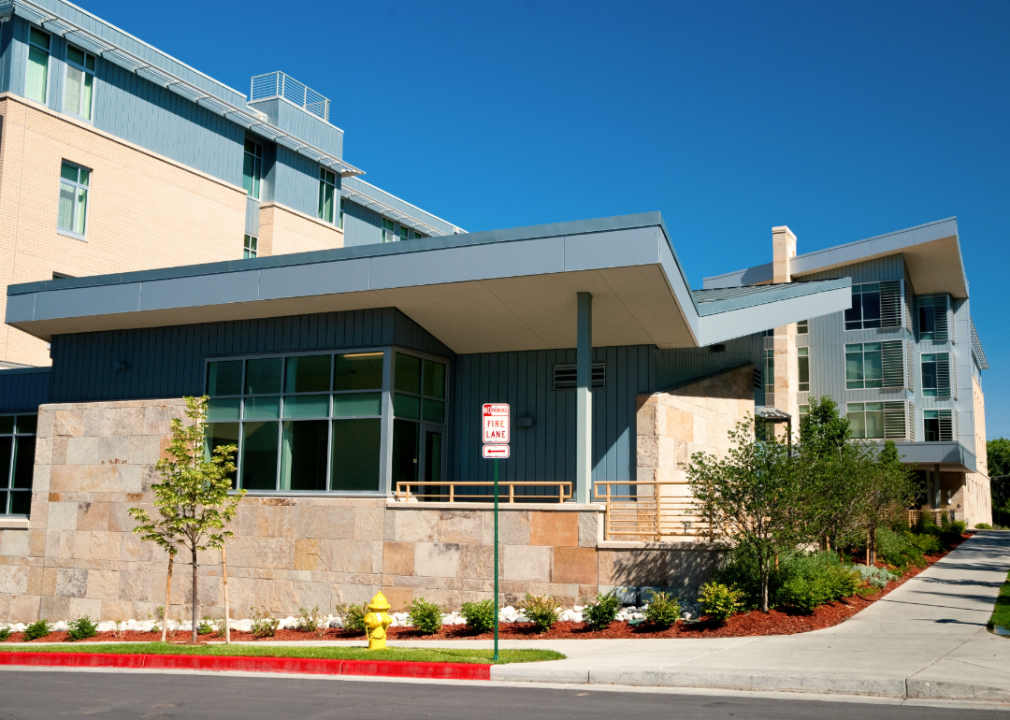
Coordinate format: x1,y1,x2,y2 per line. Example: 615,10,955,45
970,319,989,370
341,177,463,237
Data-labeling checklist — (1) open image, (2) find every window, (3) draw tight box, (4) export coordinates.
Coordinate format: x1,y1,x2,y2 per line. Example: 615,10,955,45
797,320,808,335
0,415,37,516
845,283,881,330
64,44,95,120
398,225,409,242
382,218,396,242
243,140,262,199
763,348,775,396
26,27,49,104
57,161,90,238
846,342,882,389
921,353,952,397
414,230,427,240
338,198,345,230
847,402,885,439
553,363,606,390
391,353,448,485
797,347,809,392
923,410,954,442
205,351,390,492
798,404,809,418
318,168,336,223
243,235,257,259
918,295,949,342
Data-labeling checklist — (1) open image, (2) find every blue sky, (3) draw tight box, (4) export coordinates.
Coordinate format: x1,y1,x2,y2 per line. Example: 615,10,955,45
88,0,1010,437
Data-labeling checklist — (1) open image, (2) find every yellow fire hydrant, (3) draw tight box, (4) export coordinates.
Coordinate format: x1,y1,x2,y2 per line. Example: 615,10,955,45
363,591,393,650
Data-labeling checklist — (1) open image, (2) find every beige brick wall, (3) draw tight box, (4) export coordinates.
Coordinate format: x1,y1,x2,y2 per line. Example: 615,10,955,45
258,202,344,257
0,95,248,367
964,375,992,526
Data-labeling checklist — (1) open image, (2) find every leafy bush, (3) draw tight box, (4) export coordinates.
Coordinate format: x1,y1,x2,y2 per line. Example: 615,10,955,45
583,592,622,631
712,546,765,610
337,603,367,633
699,582,742,623
298,605,321,633
520,593,561,633
249,608,279,638
460,599,497,634
408,597,443,635
906,531,943,555
22,619,52,641
876,528,925,571
975,523,993,530
197,617,216,636
67,615,99,642
776,553,861,613
644,592,681,628
948,520,967,535
0,627,11,642
857,564,899,589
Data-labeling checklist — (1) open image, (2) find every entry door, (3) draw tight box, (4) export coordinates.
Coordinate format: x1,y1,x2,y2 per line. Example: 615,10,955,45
418,425,444,484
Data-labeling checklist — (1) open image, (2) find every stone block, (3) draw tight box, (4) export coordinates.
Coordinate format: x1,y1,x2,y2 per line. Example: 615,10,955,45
227,537,294,570
552,546,598,585
294,538,321,571
71,531,93,559
239,505,277,538
111,408,145,438
127,435,161,465
55,567,88,598
11,594,41,623
1,529,29,557
68,597,102,619
34,437,53,466
78,465,121,493
294,506,355,540
36,410,55,440
0,565,29,594
393,510,438,543
437,510,487,544
86,569,120,599
52,436,69,465
27,566,44,595
31,465,51,495
66,436,99,465
353,506,384,540
382,541,414,576
530,511,579,547
54,410,84,438
579,511,601,547
322,539,375,573
414,542,459,578
90,531,122,562
504,545,551,582
458,543,494,580
76,502,110,532
100,598,135,621
48,502,78,531
118,465,143,494
96,436,129,464
118,570,152,603
497,511,530,545
379,586,414,613
29,529,46,556
50,465,79,493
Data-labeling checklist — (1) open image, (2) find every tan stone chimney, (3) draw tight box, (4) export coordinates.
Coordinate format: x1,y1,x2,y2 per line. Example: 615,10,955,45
771,226,799,439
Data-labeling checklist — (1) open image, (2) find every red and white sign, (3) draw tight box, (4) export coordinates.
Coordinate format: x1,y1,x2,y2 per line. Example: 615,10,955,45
482,444,510,459
482,403,510,444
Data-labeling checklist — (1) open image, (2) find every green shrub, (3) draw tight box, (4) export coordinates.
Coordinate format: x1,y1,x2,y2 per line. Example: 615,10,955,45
712,547,765,610
583,592,622,631
949,520,967,535
249,608,279,638
520,593,561,633
298,605,320,633
66,615,99,642
975,523,993,530
907,531,944,555
22,619,52,642
774,552,862,613
337,603,367,633
876,528,925,571
408,597,443,635
857,564,899,589
699,582,742,623
197,617,216,636
644,592,681,628
459,599,497,634
0,627,11,642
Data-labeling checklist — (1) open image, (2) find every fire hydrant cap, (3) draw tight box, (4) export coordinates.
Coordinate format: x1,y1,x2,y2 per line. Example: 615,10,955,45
368,591,391,612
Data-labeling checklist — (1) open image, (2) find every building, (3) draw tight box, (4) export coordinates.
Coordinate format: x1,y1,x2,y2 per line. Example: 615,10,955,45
705,218,991,527
0,1,991,624
0,0,461,368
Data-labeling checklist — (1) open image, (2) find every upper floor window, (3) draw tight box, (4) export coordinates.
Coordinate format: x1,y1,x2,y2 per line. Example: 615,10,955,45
338,198,345,229
847,402,884,439
318,168,336,223
398,225,409,242
796,320,808,335
921,352,952,397
845,283,881,330
243,234,257,259
846,342,882,389
414,230,427,240
0,415,37,516
57,161,90,238
26,27,50,104
763,347,774,397
797,347,809,392
923,409,954,442
382,218,396,243
243,140,262,199
64,45,95,120
918,295,950,342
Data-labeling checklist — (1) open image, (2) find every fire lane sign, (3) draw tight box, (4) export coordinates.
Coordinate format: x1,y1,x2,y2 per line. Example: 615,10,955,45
482,444,510,459
482,403,510,445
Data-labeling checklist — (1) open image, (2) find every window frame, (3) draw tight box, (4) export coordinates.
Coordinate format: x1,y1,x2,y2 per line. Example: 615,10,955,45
243,234,258,259
243,139,263,200
26,26,51,105
845,342,883,390
56,160,91,240
763,347,775,397
63,42,96,121
317,168,337,224
844,282,883,331
0,414,37,517
796,319,808,335
846,402,886,439
797,346,809,392
382,218,396,243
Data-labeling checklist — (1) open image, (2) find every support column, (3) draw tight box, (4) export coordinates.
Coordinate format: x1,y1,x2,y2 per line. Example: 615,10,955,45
771,226,799,442
576,292,593,504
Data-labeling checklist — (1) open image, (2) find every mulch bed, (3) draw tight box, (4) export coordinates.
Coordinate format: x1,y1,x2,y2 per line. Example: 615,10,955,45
0,535,967,644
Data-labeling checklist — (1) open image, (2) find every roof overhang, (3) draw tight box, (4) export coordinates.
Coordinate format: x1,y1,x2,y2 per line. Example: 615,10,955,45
704,218,968,299
5,214,852,354
891,441,977,474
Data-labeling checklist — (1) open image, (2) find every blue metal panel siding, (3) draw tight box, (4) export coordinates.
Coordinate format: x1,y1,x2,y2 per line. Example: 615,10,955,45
448,345,654,488
0,15,15,94
47,308,446,403
801,254,905,284
0,368,51,412
343,177,458,236
95,60,244,185
271,145,326,218
247,98,343,159
341,198,385,247
245,196,260,237
653,335,762,394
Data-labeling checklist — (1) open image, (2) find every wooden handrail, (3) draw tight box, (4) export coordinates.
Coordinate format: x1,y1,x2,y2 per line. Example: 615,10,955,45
395,481,573,504
594,479,711,542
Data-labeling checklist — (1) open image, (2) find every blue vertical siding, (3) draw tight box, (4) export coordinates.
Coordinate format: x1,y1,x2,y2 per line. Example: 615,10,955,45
0,16,15,95
269,145,327,219
341,199,385,247
0,368,51,412
247,98,343,159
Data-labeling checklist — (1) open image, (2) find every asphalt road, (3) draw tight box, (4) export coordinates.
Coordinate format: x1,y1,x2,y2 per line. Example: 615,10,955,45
0,670,1006,719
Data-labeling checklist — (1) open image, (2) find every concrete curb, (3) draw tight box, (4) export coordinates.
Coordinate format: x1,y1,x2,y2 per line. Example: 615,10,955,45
0,652,491,681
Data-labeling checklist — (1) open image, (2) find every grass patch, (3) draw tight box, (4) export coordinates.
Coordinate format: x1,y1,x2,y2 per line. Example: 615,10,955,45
0,642,562,665
988,569,1010,636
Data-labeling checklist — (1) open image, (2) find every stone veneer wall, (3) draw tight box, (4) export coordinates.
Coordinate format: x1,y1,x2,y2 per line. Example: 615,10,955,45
0,398,728,623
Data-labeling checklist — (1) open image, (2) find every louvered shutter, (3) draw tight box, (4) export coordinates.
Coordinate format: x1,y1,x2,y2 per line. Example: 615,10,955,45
880,281,903,328
883,401,908,439
906,342,914,391
907,402,916,441
919,295,950,342
553,363,605,390
881,341,906,388
937,410,954,442
935,353,953,398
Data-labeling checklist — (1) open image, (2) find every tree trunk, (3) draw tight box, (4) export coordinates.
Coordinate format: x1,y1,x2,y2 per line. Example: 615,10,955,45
222,546,231,644
866,529,871,566
191,547,198,644
759,557,769,613
868,526,877,567
161,554,173,643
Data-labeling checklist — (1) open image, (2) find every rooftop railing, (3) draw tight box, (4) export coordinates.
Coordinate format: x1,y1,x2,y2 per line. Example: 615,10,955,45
250,72,330,122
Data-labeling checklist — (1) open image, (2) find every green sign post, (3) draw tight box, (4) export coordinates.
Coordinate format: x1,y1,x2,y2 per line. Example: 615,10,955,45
482,403,510,663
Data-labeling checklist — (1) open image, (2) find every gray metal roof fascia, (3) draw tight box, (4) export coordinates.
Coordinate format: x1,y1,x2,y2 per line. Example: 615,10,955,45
693,278,851,316
342,177,463,236
890,441,977,473
702,218,963,291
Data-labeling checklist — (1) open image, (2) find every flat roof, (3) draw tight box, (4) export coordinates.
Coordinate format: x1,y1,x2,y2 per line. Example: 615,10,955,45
703,218,969,298
6,213,851,354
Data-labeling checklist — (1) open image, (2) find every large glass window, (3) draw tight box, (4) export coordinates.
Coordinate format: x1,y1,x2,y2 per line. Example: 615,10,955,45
243,234,257,259
64,45,95,120
243,139,262,199
846,342,882,389
0,415,37,516
797,347,809,392
923,409,953,442
763,348,774,397
57,161,90,238
382,218,396,243
847,402,884,439
318,168,336,223
26,27,49,104
392,353,448,486
922,353,939,397
845,283,881,330
205,351,387,492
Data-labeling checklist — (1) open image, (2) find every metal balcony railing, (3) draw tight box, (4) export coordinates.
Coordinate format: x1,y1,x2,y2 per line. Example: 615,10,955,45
395,481,572,504
594,480,713,542
250,72,330,122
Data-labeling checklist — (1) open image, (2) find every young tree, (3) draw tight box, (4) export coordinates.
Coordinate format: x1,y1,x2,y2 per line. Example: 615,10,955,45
987,438,1010,526
130,396,245,643
687,416,806,612
853,441,917,565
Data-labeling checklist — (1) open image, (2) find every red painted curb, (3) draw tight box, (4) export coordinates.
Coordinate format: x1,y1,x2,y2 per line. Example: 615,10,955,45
0,651,491,680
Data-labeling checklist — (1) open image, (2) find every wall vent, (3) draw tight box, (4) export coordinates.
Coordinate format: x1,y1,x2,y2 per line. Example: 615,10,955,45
553,363,605,391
